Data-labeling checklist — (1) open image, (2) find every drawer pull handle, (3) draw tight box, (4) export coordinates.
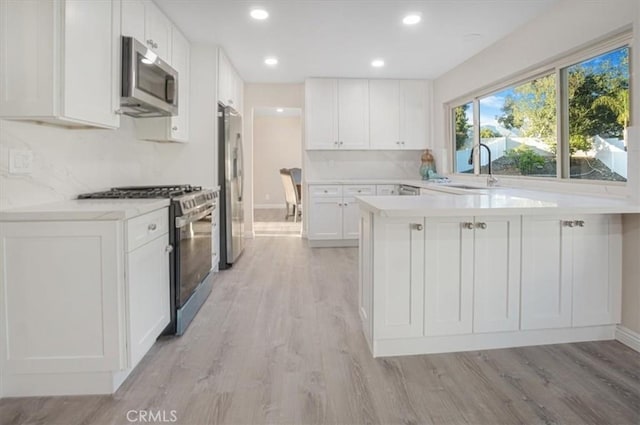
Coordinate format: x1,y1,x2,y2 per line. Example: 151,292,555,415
148,223,157,231
462,222,474,229
476,222,487,230
413,223,423,231
574,220,585,227
562,220,575,228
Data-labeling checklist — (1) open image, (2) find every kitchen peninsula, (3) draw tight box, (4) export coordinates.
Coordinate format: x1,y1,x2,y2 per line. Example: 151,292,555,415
356,188,640,357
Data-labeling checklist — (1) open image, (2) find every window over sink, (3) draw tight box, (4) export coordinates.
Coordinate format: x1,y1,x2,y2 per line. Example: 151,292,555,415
450,33,630,184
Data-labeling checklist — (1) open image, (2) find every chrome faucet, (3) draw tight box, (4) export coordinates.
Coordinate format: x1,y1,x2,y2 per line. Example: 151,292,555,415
468,143,498,187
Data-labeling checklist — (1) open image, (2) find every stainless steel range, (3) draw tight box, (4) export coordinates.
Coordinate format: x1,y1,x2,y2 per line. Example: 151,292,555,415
78,185,217,335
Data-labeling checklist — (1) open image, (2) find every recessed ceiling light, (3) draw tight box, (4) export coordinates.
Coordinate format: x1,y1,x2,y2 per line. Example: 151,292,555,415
371,59,385,68
402,14,421,25
250,9,269,20
276,108,284,113
264,57,278,66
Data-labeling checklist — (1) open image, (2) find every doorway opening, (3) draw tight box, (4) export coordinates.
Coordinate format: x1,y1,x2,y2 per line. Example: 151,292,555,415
252,107,302,237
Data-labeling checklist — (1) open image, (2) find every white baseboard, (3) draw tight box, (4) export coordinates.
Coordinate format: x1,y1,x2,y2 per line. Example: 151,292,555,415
308,239,358,248
372,325,616,357
615,325,640,352
254,204,285,209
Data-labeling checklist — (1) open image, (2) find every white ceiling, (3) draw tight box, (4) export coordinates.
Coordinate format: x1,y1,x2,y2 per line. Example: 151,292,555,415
156,0,559,83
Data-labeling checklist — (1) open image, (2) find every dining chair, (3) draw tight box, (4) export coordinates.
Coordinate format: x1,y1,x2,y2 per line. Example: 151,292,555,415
279,168,302,222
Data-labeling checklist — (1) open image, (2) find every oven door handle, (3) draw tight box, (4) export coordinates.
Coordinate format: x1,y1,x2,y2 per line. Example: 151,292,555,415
175,205,216,228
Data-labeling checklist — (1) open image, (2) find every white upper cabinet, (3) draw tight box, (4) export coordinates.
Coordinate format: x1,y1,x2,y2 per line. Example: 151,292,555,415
370,80,430,150
218,49,243,112
306,78,369,150
306,78,430,150
122,0,172,61
305,79,339,149
135,27,190,142
0,0,120,128
370,80,400,149
399,80,430,150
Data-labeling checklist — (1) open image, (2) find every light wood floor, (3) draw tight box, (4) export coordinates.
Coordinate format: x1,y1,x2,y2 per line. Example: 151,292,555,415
254,208,301,237
1,236,639,425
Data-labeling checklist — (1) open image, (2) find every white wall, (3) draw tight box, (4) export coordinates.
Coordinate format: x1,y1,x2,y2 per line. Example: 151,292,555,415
242,84,305,236
0,44,219,209
253,115,302,208
432,0,639,198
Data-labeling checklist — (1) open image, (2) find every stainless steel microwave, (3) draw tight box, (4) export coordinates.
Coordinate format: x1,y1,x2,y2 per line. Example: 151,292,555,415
121,36,178,118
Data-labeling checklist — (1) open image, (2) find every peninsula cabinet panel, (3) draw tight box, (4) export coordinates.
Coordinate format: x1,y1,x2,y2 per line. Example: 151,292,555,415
472,216,521,333
373,218,425,339
521,216,572,330
572,215,621,327
521,215,621,330
424,217,473,336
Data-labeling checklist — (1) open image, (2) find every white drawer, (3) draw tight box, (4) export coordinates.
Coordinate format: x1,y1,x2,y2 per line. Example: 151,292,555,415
376,184,399,196
310,185,343,198
126,208,169,252
343,185,376,197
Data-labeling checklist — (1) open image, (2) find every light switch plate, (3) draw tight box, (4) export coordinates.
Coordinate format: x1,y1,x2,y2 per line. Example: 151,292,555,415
9,149,34,175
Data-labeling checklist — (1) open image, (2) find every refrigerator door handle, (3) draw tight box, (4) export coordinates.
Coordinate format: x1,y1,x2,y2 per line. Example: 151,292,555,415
236,132,244,202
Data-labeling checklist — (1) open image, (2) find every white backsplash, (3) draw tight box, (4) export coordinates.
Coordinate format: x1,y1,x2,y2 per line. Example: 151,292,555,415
0,118,206,209
304,150,428,181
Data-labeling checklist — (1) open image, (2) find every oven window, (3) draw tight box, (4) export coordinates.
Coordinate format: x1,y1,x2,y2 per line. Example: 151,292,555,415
178,215,212,307
136,53,175,103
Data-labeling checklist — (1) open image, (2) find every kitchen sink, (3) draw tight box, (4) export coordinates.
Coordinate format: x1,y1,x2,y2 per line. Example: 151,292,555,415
445,184,492,190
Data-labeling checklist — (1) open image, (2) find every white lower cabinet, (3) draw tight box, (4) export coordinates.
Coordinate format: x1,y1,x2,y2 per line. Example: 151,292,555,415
423,216,520,335
308,184,375,244
126,233,171,367
360,212,621,357
521,215,621,330
424,217,473,336
472,216,521,333
0,208,171,396
373,218,424,339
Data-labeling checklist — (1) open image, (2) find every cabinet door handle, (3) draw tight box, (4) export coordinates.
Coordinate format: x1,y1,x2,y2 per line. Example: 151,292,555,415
475,222,487,230
462,222,474,229
574,220,585,227
146,39,154,46
148,223,157,231
172,126,178,131
413,223,423,231
339,141,343,146
562,220,575,227
165,245,174,253
153,42,158,49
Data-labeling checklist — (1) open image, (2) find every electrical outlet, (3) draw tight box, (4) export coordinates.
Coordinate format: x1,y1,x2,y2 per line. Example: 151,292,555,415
9,149,34,175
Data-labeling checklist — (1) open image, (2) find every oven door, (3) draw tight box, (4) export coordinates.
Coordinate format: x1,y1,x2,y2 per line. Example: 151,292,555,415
175,206,214,308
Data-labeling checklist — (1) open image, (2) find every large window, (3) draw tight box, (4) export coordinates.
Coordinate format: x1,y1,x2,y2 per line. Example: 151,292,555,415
452,39,630,183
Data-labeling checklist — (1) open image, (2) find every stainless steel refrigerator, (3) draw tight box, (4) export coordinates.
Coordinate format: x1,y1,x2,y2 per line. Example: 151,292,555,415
218,104,244,269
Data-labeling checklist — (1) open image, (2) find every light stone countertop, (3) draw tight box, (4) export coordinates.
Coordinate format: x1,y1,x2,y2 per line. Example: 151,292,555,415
356,187,640,217
0,199,171,221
